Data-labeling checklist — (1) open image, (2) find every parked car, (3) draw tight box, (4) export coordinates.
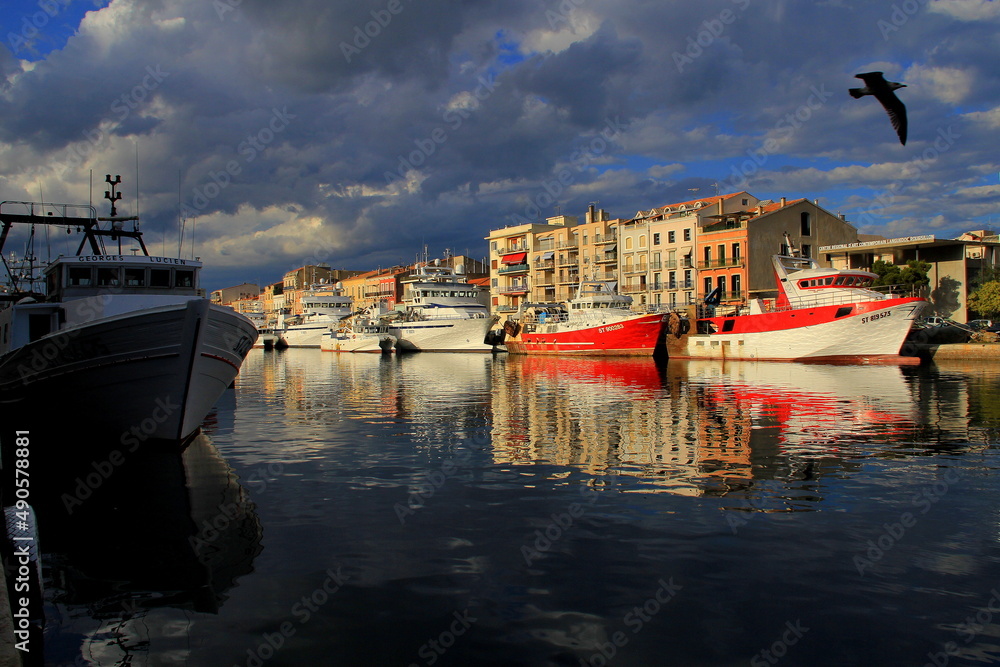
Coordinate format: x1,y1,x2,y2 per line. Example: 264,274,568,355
921,316,945,326
968,319,994,330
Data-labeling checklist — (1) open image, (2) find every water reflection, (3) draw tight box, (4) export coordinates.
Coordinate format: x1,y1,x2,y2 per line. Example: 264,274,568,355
36,433,261,666
490,357,995,497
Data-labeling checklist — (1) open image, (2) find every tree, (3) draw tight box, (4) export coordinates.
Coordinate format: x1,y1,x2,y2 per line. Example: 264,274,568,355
870,259,930,291
967,281,1000,318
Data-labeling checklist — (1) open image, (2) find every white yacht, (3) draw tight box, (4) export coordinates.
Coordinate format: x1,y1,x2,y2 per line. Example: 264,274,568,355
387,262,496,352
279,284,353,347
0,182,258,441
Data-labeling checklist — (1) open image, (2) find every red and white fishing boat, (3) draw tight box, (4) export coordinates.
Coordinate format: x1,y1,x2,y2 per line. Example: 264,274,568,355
667,243,926,362
502,280,667,356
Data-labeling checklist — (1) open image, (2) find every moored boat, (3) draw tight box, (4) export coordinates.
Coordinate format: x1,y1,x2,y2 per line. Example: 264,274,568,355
0,182,258,441
321,310,396,353
502,280,667,356
279,284,352,347
666,243,926,362
386,262,496,352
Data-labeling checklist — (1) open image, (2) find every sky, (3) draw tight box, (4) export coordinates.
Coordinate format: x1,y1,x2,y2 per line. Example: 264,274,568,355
1,0,999,290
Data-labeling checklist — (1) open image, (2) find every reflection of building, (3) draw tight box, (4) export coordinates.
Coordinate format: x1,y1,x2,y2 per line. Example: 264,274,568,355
821,232,1000,322
489,357,925,496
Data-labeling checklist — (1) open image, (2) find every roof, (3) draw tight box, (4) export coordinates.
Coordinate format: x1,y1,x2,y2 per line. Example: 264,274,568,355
633,191,749,219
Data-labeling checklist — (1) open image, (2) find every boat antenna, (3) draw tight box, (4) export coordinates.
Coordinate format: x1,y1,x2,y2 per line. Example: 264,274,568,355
134,141,140,228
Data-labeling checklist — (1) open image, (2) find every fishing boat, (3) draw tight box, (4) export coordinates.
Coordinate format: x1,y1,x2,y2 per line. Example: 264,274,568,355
0,179,258,441
320,308,396,353
386,262,496,352
501,280,667,356
279,284,352,347
665,241,926,362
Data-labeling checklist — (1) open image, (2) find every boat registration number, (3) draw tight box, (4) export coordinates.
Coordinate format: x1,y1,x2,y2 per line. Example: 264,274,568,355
861,311,891,324
598,324,624,334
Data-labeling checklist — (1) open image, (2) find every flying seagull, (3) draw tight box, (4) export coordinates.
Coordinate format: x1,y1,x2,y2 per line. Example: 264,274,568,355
849,71,907,145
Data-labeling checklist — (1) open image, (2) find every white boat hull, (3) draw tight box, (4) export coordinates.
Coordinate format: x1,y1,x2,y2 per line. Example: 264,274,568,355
279,324,333,348
390,317,494,352
0,299,257,441
320,331,396,353
675,300,923,361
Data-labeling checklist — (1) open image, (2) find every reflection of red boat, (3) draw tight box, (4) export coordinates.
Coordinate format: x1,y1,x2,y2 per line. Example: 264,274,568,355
668,245,925,362
513,354,667,393
503,280,666,356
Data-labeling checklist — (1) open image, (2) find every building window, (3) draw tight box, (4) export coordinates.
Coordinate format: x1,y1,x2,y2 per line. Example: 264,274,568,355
732,242,741,260
668,230,676,243
802,244,811,258
653,233,660,245
801,212,812,236
683,228,691,241
703,246,711,264
717,275,726,296
625,237,633,250
639,235,647,248
742,198,749,206
703,277,713,296
717,244,726,262
732,274,741,298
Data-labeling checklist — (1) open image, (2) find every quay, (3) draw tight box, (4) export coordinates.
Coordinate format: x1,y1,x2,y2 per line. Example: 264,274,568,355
907,343,1000,362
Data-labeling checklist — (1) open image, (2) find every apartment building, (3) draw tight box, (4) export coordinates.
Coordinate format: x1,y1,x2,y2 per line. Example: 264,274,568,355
487,206,618,311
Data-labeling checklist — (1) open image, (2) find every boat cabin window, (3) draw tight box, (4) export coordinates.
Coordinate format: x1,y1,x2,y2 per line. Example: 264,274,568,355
150,269,171,287
124,268,146,287
175,269,194,288
97,268,120,287
69,267,93,286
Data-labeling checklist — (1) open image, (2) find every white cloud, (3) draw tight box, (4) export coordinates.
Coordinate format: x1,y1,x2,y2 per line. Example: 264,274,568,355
903,64,974,104
928,0,1000,20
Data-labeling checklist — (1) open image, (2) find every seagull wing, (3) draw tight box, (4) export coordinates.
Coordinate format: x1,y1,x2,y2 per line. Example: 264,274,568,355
875,91,907,145
855,71,887,86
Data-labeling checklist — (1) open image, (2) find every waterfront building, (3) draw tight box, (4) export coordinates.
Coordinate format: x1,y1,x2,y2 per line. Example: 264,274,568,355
820,231,1000,323
209,282,260,306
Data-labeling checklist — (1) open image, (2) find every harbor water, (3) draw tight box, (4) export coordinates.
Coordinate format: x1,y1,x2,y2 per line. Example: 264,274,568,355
18,350,1000,666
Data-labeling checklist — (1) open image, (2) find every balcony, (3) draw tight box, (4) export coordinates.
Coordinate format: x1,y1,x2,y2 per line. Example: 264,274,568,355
557,240,579,249
558,256,578,268
596,253,617,264
501,283,530,295
699,290,747,303
649,261,663,270
624,264,648,274
697,258,745,270
621,283,647,294
500,242,528,253
535,260,555,271
498,263,529,275
594,234,617,245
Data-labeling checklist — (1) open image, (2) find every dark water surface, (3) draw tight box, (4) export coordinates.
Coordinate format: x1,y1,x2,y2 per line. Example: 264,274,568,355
26,351,1000,665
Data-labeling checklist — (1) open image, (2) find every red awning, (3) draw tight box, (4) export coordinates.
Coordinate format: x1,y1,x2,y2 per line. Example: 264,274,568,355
501,252,527,264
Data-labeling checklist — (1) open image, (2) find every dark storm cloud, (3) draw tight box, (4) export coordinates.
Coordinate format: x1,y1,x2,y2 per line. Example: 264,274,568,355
0,0,996,288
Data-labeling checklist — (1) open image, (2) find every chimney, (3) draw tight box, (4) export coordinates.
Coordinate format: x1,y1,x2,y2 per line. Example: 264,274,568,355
839,214,846,220
780,197,786,207
587,203,595,224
